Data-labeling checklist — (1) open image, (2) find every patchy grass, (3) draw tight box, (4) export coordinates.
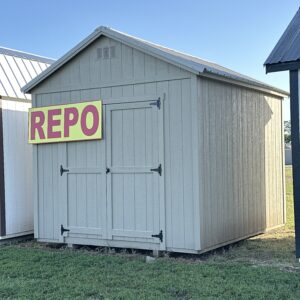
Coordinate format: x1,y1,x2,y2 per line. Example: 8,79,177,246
0,166,299,299
209,166,296,267
285,166,295,230
0,244,299,299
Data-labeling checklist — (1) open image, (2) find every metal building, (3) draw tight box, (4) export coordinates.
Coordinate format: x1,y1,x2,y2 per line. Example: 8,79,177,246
23,27,288,253
265,8,300,258
0,47,54,240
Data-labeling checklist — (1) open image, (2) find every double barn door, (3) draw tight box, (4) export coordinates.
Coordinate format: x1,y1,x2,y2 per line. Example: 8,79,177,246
59,99,165,249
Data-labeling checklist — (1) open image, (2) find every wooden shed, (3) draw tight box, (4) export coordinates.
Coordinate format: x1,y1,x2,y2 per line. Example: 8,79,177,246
0,47,53,240
23,27,288,253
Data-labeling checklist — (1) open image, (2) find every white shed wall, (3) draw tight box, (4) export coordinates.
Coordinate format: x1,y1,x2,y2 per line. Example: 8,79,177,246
197,77,285,251
2,99,33,236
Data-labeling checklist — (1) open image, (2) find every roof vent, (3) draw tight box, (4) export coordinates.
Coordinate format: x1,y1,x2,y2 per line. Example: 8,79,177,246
103,47,109,59
96,48,102,59
110,46,116,58
96,46,116,60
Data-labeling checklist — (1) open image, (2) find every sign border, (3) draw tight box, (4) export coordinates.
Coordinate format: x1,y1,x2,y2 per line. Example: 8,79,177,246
28,100,102,144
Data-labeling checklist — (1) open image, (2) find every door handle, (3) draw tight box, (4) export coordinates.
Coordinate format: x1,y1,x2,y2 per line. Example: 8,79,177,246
60,165,69,176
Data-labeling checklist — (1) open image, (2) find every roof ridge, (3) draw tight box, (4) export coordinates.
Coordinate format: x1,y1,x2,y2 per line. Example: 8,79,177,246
106,27,280,89
103,27,221,66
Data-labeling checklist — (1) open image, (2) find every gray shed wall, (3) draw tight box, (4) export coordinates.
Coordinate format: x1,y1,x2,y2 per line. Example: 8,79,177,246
31,34,285,254
197,77,285,251
32,36,201,252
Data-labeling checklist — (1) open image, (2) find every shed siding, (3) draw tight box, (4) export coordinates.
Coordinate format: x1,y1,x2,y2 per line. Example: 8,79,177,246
2,100,33,235
198,77,284,250
33,36,199,251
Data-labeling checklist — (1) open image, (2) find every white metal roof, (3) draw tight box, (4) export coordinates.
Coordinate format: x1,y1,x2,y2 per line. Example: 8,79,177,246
0,47,54,100
22,27,288,96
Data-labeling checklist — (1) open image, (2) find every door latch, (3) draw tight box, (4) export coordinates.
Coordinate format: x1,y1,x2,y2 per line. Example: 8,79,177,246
150,164,162,176
60,165,69,176
149,98,161,109
60,224,70,235
151,230,163,242
106,167,110,174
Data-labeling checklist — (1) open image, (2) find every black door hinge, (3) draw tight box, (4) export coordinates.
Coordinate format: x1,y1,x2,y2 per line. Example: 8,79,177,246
60,165,69,176
149,98,161,109
106,167,110,174
152,230,163,242
150,164,162,176
60,224,70,235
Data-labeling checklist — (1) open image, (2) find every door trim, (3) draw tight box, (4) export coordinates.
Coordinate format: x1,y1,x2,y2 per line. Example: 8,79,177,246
58,142,67,242
158,96,166,250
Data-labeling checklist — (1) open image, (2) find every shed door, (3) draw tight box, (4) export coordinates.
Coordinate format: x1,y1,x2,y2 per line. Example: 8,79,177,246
106,100,165,249
60,139,106,242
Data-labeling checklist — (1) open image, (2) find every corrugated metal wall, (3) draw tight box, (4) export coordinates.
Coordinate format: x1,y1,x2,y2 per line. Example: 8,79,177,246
32,36,200,251
197,77,285,250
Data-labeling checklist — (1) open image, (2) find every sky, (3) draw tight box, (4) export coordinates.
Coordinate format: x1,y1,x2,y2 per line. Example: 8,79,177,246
0,0,298,120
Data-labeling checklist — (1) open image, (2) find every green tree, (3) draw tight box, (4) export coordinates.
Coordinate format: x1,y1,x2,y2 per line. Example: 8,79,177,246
284,120,291,144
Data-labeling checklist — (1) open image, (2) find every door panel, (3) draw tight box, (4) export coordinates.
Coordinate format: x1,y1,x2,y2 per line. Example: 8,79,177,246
67,173,103,233
59,98,165,249
61,139,106,240
106,101,164,247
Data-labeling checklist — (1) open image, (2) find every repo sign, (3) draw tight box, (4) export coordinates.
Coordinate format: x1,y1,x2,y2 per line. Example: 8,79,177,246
28,100,102,144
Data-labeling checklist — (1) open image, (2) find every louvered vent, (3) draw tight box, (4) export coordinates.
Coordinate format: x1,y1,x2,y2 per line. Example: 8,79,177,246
103,47,109,59
97,48,102,59
97,46,116,60
110,46,116,58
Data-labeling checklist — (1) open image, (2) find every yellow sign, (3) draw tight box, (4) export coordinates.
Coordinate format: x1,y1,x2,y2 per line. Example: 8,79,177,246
28,100,102,144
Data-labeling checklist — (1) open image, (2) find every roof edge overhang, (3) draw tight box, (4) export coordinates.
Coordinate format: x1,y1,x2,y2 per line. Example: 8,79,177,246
200,71,289,98
22,27,202,94
22,26,289,98
22,28,106,93
265,60,300,73
0,47,55,64
0,95,31,103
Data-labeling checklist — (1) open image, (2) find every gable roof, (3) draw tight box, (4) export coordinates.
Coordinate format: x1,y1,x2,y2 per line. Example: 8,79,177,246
0,47,55,100
22,27,288,96
265,8,300,71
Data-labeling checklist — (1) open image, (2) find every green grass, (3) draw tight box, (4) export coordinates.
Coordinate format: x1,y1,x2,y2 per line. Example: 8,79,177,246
0,166,299,299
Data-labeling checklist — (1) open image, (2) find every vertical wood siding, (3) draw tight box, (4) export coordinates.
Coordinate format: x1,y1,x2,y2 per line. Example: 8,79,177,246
33,37,199,251
33,36,190,94
198,77,284,250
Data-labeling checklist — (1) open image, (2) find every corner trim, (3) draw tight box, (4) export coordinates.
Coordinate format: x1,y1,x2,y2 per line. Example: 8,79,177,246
290,70,300,258
0,101,6,236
